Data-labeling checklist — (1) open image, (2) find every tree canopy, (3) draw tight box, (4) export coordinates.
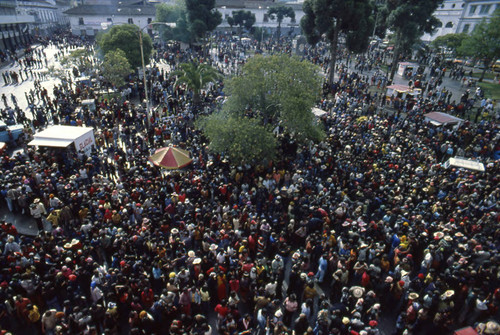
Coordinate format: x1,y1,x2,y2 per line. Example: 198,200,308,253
97,24,152,70
458,9,500,81
185,0,221,42
197,55,324,165
170,62,222,106
431,33,468,53
227,10,256,34
60,48,95,77
101,49,132,90
197,113,278,163
301,0,374,86
267,5,295,39
155,1,192,43
385,0,443,79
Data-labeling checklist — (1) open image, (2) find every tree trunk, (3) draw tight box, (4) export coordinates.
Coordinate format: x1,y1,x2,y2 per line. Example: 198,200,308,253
277,21,281,40
479,59,490,82
328,22,340,87
389,31,402,81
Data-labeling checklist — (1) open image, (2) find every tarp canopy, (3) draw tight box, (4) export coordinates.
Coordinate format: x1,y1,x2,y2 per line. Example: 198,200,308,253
424,112,464,126
28,138,73,148
312,107,328,117
28,125,95,154
444,157,485,172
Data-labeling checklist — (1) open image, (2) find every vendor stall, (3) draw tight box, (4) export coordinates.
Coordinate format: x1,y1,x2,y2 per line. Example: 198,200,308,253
386,84,422,100
28,125,96,155
424,112,464,127
397,62,419,76
444,157,485,172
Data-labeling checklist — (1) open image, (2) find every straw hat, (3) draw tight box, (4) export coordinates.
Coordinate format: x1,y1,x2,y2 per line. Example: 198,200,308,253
433,232,444,239
485,321,500,334
408,292,419,300
342,317,350,325
351,286,364,298
171,228,179,234
209,244,218,251
193,258,202,265
441,290,455,299
188,250,195,258
443,235,453,242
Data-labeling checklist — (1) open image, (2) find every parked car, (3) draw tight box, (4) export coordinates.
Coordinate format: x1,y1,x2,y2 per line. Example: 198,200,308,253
492,59,500,72
0,121,24,143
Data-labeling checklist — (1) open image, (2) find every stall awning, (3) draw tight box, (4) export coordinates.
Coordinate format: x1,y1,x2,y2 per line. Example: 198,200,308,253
312,107,327,117
444,157,485,172
28,138,73,148
424,112,463,126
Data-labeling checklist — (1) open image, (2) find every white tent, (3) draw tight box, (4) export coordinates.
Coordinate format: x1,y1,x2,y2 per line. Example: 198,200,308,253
28,125,96,155
444,157,485,172
312,107,328,117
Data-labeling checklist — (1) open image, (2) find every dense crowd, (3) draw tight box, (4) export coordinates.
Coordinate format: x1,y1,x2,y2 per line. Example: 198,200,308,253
0,31,499,335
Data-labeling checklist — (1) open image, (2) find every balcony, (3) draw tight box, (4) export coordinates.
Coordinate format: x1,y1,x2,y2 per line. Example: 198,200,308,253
0,14,35,25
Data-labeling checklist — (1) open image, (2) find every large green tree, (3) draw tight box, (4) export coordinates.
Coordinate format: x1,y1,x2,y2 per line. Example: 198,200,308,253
97,24,152,70
267,5,295,39
61,48,95,77
197,54,324,164
101,49,132,90
227,10,256,38
197,113,277,163
458,9,500,82
301,0,374,86
170,62,222,106
185,0,221,42
223,54,324,141
155,1,192,43
385,0,443,80
431,33,468,54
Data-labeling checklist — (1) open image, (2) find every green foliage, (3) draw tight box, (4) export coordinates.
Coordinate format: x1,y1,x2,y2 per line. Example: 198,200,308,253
431,33,468,52
97,24,152,70
252,27,270,44
227,10,256,32
170,62,222,105
156,1,192,43
267,5,295,39
301,0,374,85
458,10,500,81
185,0,221,41
385,0,443,79
101,49,132,89
223,54,324,142
197,112,277,164
60,48,95,76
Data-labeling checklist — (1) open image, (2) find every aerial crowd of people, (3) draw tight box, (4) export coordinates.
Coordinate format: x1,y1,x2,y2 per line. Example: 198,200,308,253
0,30,498,335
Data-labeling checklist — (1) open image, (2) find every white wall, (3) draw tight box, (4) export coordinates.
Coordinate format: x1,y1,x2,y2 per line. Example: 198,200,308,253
69,14,155,36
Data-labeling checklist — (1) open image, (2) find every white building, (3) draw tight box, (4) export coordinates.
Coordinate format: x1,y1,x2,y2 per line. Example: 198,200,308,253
16,0,68,36
0,1,35,53
64,0,156,36
423,0,499,41
216,0,303,33
457,0,500,33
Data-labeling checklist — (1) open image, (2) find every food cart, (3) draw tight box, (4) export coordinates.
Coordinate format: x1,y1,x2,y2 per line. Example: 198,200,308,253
28,125,96,155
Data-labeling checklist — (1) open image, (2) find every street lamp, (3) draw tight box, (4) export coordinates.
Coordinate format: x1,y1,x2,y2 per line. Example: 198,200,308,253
138,22,174,128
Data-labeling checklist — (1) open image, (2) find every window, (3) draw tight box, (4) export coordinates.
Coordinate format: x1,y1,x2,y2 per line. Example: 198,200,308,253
263,14,269,22
452,4,455,8
147,18,152,24
78,17,84,25
462,3,465,8
462,24,470,33
107,17,112,22
445,22,453,28
291,17,296,23
479,4,491,14
469,5,477,14
225,13,229,19
441,4,444,8
128,18,134,24
436,21,443,27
